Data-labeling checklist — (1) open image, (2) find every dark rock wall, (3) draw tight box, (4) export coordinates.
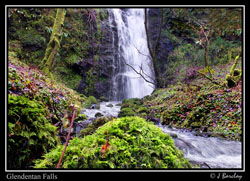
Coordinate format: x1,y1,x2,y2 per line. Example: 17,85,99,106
77,9,119,99
148,8,174,87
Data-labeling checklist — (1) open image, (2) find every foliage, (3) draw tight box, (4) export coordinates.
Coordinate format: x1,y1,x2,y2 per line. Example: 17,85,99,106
34,117,191,168
157,8,242,87
54,65,82,90
17,28,46,49
8,94,58,168
8,56,87,168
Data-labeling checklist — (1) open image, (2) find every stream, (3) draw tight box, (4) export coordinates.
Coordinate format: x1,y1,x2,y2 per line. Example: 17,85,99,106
79,101,242,169
158,123,242,168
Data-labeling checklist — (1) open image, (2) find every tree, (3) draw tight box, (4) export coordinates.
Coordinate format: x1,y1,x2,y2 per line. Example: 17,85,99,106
40,8,66,77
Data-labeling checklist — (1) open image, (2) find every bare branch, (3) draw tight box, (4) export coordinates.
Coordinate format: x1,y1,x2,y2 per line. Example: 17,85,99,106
122,60,156,86
139,63,155,82
132,43,152,60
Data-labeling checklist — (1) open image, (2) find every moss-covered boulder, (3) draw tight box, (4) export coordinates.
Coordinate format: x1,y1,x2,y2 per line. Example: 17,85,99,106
80,116,112,137
118,98,145,118
84,96,98,108
118,107,136,117
74,114,87,123
34,117,191,168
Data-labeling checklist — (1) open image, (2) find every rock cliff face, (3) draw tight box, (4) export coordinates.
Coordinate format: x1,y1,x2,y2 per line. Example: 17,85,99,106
147,8,174,86
76,9,119,99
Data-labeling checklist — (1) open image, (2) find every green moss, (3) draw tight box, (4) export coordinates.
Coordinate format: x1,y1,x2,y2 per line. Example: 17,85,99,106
118,108,136,117
8,94,58,169
80,116,111,137
190,121,202,128
84,68,97,96
40,8,66,75
136,106,149,113
100,96,108,102
84,96,98,108
34,117,191,168
74,114,87,122
54,65,82,90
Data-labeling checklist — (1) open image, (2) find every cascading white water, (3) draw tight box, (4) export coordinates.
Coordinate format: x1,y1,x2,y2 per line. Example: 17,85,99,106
159,124,242,168
109,8,155,101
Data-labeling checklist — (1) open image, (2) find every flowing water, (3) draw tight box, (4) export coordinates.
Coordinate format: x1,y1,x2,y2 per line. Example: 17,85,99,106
158,123,242,168
108,8,155,101
81,101,121,120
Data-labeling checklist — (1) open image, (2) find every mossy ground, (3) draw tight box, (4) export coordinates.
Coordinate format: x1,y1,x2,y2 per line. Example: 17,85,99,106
8,56,86,168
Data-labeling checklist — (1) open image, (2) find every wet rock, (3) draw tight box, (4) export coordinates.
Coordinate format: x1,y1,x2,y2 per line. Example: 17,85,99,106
95,103,100,109
95,112,104,118
78,120,92,129
106,103,113,107
205,132,214,137
195,130,203,137
90,104,96,109
201,126,208,133
167,124,173,129
169,133,178,138
147,117,160,124
211,132,225,139
100,96,109,102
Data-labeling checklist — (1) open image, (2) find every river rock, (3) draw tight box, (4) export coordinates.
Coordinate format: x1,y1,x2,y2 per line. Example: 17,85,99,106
90,104,96,109
95,103,100,109
95,112,104,118
169,133,178,138
167,124,173,129
106,103,113,107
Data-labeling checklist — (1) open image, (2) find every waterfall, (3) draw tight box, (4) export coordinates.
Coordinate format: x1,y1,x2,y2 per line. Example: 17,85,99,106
108,8,155,101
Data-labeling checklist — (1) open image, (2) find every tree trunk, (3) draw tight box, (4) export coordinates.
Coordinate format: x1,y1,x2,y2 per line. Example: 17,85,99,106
40,8,66,76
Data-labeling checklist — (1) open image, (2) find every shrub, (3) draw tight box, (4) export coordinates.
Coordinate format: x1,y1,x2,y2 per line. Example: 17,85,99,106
17,28,46,50
8,94,58,169
34,117,191,168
